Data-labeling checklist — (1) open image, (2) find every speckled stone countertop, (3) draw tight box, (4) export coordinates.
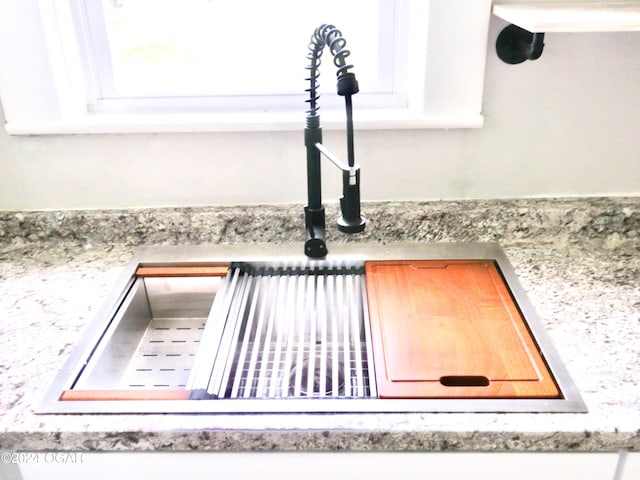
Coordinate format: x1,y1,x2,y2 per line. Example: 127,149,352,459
0,198,638,452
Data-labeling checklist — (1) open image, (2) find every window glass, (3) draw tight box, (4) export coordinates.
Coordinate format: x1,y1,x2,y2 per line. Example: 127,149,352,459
96,0,391,99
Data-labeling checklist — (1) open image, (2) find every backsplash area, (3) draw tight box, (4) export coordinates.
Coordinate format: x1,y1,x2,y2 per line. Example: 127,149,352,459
0,197,637,248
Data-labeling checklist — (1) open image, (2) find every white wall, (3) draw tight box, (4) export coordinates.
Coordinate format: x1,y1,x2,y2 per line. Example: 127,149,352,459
1,17,639,211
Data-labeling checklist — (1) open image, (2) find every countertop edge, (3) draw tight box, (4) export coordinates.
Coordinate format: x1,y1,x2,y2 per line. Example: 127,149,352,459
1,429,639,453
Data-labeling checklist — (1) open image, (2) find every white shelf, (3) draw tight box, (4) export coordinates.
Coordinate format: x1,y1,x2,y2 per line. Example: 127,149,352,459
493,1,640,32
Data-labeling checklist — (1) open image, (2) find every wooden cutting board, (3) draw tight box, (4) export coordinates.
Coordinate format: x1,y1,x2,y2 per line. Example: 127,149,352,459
365,260,560,399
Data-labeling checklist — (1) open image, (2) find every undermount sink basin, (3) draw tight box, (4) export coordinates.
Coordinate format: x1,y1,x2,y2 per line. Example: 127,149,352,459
39,243,586,414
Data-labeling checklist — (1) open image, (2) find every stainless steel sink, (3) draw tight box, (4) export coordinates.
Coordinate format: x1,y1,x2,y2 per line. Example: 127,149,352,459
39,243,587,414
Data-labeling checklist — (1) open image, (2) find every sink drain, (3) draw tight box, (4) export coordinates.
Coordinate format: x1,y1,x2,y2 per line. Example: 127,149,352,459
289,354,346,397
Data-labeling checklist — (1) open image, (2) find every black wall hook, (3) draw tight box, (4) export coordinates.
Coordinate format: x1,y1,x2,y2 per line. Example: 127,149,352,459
496,24,545,64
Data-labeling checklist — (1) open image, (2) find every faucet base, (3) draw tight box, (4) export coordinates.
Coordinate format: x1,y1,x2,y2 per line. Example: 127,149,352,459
305,206,328,258
305,237,328,258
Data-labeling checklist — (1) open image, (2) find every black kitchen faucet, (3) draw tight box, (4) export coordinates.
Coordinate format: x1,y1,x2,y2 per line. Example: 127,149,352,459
303,24,366,258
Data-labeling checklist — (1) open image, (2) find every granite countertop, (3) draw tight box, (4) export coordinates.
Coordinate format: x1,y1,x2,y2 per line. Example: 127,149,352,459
0,198,638,452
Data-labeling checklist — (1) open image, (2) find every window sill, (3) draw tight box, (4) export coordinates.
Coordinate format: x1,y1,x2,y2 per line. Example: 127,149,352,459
4,110,484,135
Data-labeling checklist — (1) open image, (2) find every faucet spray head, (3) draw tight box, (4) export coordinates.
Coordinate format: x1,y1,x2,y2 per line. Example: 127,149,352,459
337,73,359,96
337,169,366,233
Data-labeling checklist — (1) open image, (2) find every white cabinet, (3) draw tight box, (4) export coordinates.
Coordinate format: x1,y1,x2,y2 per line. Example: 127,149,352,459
15,452,620,480
620,453,640,480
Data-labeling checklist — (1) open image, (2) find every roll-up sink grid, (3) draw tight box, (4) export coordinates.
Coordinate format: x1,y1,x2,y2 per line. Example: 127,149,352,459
39,243,587,413
188,262,375,400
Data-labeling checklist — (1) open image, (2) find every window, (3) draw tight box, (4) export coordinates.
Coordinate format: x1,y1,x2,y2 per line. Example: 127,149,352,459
0,0,492,134
92,1,393,98
84,0,400,113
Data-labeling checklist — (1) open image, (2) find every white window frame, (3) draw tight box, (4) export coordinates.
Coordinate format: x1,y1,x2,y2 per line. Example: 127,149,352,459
0,0,492,135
